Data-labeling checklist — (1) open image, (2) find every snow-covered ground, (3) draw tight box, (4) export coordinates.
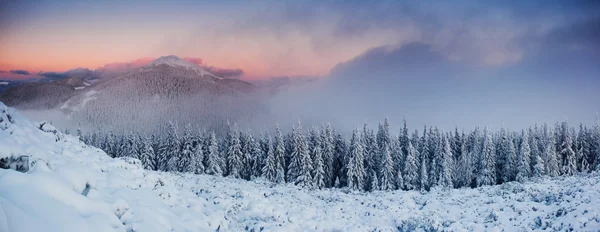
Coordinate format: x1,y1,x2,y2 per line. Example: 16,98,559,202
1,101,599,232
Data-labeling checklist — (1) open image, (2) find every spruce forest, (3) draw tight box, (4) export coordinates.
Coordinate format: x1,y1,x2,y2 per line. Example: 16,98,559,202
78,119,600,192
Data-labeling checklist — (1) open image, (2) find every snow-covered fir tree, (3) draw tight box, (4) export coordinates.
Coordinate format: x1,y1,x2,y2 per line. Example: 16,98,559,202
334,133,347,187
369,170,379,191
347,128,366,191
595,116,600,171
439,135,454,188
262,135,278,182
427,128,440,188
477,129,495,186
403,140,419,190
419,149,429,191
190,135,206,174
391,137,403,190
516,131,532,182
255,132,269,179
105,130,117,158
293,122,313,188
456,137,471,188
179,124,195,173
227,124,244,178
274,124,286,183
312,134,325,189
532,149,545,177
287,125,302,183
559,121,577,175
498,129,517,183
205,131,223,176
159,121,180,172
139,135,156,170
544,129,560,177
322,124,335,187
576,123,591,172
362,123,378,190
379,143,395,191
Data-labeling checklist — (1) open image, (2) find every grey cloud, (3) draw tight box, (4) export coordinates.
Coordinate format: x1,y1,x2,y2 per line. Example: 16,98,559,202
38,68,97,81
10,70,30,75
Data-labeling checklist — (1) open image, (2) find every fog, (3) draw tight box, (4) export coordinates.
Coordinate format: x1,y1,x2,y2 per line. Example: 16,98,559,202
267,42,600,133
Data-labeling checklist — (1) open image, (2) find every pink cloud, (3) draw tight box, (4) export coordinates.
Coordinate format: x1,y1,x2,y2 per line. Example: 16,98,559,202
183,57,204,66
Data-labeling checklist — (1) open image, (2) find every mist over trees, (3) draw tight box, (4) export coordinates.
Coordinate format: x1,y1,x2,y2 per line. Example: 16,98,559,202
78,118,600,192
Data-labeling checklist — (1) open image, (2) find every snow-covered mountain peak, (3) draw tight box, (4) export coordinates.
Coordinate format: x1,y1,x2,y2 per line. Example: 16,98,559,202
148,55,197,68
146,55,222,79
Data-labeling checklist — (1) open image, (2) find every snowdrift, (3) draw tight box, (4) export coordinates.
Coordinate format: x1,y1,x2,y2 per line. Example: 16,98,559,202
1,101,599,231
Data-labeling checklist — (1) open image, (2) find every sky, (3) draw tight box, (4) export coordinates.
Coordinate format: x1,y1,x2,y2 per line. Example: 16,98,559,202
1,0,599,129
0,0,598,79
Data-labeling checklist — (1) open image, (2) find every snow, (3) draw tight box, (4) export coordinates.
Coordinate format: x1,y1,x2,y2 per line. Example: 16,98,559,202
74,86,85,90
0,82,8,85
147,55,222,80
1,101,600,231
148,55,198,69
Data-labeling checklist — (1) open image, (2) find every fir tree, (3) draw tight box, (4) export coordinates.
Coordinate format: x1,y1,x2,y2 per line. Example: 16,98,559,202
403,141,419,190
559,121,577,175
577,124,591,172
179,124,195,173
312,136,326,189
262,135,278,182
227,124,244,178
499,129,517,183
532,150,545,177
191,136,205,174
159,121,180,172
419,149,429,191
516,131,532,182
287,125,302,183
544,130,560,177
274,124,286,183
322,124,335,187
139,135,156,170
391,137,403,190
370,170,379,191
362,123,378,190
347,128,366,191
206,131,223,176
439,135,454,188
334,133,347,187
477,129,495,186
379,144,395,191
427,128,440,187
456,137,472,188
595,116,600,171
105,130,117,158
293,122,313,188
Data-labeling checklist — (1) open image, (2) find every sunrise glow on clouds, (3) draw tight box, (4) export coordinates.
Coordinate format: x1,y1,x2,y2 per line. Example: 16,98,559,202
0,0,598,81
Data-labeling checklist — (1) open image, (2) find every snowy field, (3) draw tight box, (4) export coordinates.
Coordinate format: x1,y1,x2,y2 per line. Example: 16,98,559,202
1,102,600,232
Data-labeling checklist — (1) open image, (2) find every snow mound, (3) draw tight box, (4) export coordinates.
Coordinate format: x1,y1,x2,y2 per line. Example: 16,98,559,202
1,101,600,231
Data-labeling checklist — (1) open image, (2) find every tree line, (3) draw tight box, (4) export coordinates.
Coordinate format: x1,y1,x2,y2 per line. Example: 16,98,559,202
77,118,600,192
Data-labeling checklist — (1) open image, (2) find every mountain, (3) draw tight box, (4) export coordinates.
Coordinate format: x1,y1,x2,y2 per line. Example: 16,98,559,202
57,55,263,133
0,55,264,133
0,80,24,94
0,76,92,109
2,101,600,232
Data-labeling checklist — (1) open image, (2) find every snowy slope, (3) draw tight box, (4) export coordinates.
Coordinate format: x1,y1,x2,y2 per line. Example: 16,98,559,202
1,101,600,231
